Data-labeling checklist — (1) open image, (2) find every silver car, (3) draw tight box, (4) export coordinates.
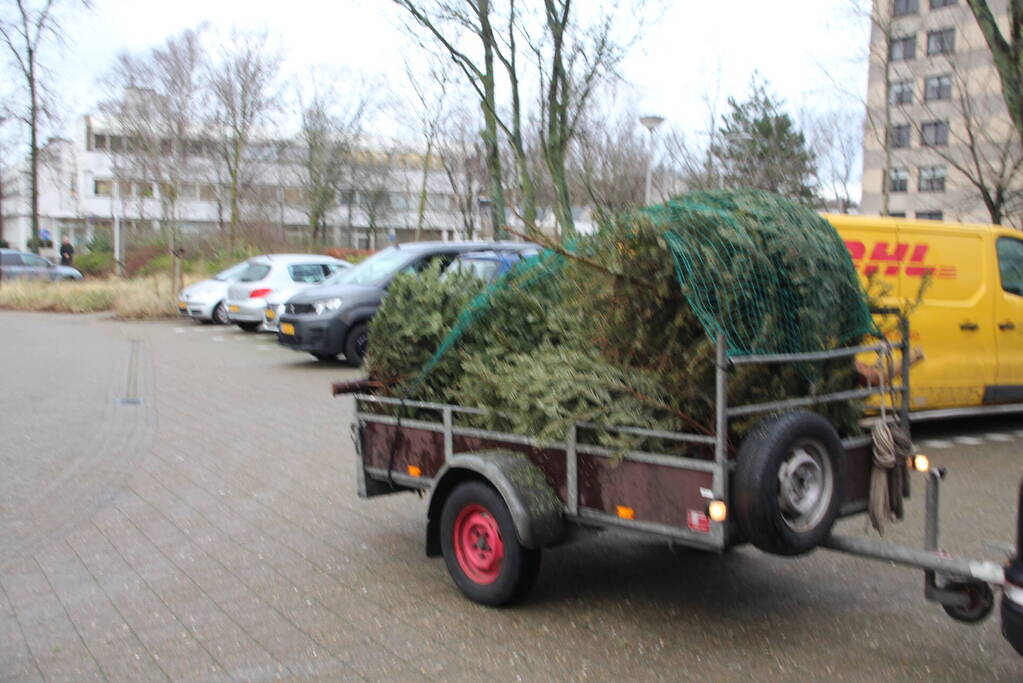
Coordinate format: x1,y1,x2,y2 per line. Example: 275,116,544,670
177,261,249,324
0,248,83,281
225,254,349,332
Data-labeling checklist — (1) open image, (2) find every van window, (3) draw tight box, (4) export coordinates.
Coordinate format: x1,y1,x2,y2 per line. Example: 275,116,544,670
998,237,1023,296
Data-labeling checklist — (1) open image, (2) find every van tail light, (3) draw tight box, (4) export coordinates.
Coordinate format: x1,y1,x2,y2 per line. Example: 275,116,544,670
249,288,272,298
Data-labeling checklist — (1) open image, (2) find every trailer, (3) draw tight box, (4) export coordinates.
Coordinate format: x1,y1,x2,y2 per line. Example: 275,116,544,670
341,328,1022,654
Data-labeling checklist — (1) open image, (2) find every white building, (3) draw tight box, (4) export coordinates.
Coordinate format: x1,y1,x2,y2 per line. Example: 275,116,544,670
1,111,479,257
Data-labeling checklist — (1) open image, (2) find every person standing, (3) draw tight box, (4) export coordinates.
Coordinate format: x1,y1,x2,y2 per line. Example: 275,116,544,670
59,236,74,266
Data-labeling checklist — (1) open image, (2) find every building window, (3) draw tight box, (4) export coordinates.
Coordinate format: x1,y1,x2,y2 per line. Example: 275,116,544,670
94,179,112,197
916,211,944,220
887,211,907,218
921,120,950,146
927,28,955,55
930,0,956,8
92,134,109,151
888,168,909,193
890,36,916,62
919,166,947,192
891,124,911,148
893,0,918,16
889,80,913,105
199,184,216,201
924,74,952,101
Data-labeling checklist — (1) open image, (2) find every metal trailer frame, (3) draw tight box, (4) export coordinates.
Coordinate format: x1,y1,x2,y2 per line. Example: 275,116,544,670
353,315,1010,619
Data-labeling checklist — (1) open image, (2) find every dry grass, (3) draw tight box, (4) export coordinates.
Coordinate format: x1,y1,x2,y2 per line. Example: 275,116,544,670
0,276,201,320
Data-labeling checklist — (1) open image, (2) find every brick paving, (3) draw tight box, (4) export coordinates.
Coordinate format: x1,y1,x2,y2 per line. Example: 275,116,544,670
1,311,1022,681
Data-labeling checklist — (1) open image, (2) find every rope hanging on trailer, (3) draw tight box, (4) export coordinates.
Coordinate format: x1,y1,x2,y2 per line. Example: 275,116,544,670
868,344,911,534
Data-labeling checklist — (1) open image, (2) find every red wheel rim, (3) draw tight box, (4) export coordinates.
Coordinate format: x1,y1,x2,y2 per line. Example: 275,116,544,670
452,503,505,585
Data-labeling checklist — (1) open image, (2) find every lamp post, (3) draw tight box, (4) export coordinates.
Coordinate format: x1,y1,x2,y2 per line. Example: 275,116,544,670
639,114,665,206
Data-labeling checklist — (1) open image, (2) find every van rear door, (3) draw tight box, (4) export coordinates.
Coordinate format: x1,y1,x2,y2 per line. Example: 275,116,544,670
993,233,1023,401
898,222,995,410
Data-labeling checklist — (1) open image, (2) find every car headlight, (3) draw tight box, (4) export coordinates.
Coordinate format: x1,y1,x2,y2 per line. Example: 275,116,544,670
313,297,343,315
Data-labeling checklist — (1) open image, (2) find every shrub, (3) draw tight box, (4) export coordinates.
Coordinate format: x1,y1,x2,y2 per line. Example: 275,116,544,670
75,250,114,275
137,253,173,276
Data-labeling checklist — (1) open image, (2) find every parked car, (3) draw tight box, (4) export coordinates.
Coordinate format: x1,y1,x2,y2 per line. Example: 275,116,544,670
277,241,537,364
224,254,350,332
0,248,83,281
177,261,250,324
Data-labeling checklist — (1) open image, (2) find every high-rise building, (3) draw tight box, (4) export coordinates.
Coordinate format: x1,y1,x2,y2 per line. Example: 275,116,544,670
861,0,1022,226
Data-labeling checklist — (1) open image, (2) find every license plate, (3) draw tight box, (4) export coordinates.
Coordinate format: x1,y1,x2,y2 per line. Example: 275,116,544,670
265,309,276,319
178,301,187,310
228,305,240,313
280,322,295,335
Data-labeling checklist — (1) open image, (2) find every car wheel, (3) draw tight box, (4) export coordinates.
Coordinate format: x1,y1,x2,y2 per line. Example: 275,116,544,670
212,301,230,325
343,322,369,367
440,480,541,606
236,321,260,332
311,352,337,362
733,411,845,556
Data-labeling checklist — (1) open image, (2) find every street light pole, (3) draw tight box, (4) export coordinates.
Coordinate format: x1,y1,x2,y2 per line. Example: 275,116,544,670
640,115,665,206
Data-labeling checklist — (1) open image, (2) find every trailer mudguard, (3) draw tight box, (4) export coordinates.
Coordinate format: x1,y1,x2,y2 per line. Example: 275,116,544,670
425,451,564,557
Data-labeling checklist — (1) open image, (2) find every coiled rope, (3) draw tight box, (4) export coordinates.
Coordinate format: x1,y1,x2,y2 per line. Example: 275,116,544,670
868,344,911,534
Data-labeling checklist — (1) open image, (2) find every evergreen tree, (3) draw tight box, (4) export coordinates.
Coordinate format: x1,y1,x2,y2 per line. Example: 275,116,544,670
711,78,817,204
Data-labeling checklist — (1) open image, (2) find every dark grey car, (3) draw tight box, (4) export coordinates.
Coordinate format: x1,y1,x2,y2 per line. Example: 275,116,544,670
0,249,83,281
276,241,536,364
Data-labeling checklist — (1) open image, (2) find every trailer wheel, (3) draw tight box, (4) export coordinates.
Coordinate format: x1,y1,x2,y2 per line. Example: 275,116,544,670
734,411,845,556
440,480,541,606
942,579,995,623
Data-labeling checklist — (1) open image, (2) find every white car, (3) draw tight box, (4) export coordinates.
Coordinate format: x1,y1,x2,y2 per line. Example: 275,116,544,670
225,254,350,332
177,261,249,324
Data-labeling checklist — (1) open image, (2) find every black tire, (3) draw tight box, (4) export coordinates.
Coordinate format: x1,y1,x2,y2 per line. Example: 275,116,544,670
311,352,337,362
343,322,369,367
440,480,541,606
236,321,260,332
942,579,995,623
212,301,230,325
733,411,845,556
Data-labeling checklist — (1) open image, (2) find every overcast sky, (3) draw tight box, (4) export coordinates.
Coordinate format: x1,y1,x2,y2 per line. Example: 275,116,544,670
52,0,869,124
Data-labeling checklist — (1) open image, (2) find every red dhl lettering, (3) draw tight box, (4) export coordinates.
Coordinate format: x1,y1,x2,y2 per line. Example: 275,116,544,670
842,240,956,279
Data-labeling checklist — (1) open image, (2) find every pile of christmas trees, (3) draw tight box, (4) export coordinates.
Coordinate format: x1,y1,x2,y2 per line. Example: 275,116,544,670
367,190,875,453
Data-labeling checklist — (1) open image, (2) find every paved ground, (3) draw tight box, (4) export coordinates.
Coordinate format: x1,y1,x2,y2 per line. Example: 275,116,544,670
1,310,1022,681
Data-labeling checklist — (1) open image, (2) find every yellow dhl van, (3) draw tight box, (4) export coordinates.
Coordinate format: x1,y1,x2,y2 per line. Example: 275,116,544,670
824,213,1023,418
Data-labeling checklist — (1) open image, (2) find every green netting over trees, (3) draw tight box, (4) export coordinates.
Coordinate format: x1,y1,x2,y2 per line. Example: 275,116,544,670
651,191,877,356
368,189,877,450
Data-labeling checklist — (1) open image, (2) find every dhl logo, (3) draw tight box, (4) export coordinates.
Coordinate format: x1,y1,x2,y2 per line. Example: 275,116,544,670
843,241,957,280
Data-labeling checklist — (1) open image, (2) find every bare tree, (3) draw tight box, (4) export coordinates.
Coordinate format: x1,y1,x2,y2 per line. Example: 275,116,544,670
403,58,451,240
568,103,647,211
104,27,207,288
532,0,636,235
804,108,862,212
0,0,89,252
913,63,1023,225
295,68,370,247
436,100,487,239
968,1,1023,153
393,0,508,238
208,30,282,255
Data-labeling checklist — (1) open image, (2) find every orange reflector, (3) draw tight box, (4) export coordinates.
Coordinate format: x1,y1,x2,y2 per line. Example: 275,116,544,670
707,500,727,522
912,454,930,473
407,465,422,477
615,505,635,520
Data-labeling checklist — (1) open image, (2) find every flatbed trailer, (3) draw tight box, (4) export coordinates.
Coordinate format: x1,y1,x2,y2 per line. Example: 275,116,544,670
343,330,1023,654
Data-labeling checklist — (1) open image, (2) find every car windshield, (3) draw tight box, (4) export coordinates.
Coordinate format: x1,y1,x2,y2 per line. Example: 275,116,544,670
213,262,250,282
322,247,416,287
237,263,272,282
